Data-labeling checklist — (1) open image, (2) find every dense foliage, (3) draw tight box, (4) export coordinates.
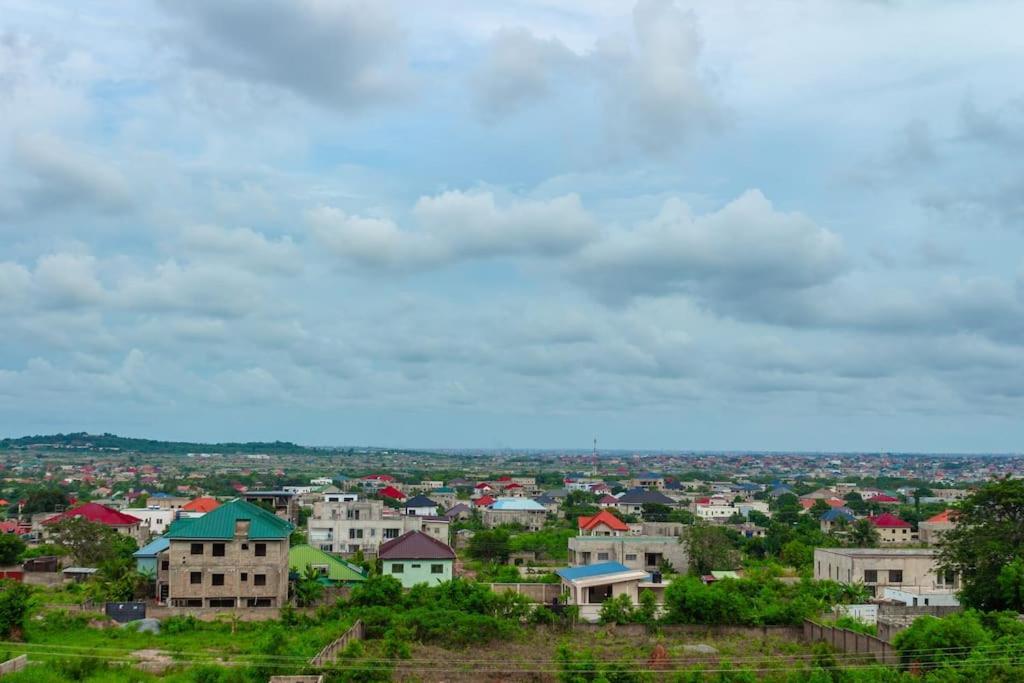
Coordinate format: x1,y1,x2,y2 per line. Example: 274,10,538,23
938,477,1024,611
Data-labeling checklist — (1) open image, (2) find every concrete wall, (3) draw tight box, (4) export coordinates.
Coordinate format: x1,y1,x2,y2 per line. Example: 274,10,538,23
803,620,897,665
487,582,562,603
0,655,27,676
310,620,364,667
813,548,953,597
567,536,688,573
481,509,546,530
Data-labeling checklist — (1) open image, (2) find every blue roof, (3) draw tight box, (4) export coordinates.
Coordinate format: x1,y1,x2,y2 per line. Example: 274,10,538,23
490,498,545,511
821,507,856,522
133,536,170,558
557,562,647,581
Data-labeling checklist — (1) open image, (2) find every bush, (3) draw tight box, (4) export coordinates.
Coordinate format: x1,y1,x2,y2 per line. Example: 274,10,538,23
598,594,636,625
399,607,518,648
0,581,32,640
348,575,403,608
163,615,201,634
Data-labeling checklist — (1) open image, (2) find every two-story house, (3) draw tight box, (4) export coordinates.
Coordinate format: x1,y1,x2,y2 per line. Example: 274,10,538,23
163,499,292,609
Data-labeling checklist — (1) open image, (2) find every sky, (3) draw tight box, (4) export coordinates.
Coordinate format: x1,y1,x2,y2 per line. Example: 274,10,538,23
1,0,1023,452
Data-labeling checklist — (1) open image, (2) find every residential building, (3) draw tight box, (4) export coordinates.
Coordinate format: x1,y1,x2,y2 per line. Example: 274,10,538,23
307,499,448,556
163,499,293,608
288,544,368,586
42,503,141,538
628,473,665,490
182,497,220,515
819,507,856,533
132,536,170,598
918,510,957,546
869,513,915,544
813,548,958,598
567,535,688,574
379,530,456,588
557,562,667,622
481,498,547,530
122,506,177,539
241,491,299,525
148,493,191,510
403,495,439,517
614,488,677,516
881,587,960,607
577,509,630,536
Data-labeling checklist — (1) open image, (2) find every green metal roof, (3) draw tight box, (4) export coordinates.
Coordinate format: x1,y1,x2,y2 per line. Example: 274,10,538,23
164,499,292,540
289,544,368,584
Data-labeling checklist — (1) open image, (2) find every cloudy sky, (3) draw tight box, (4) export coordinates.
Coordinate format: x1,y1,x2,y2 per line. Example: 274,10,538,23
2,1,1023,451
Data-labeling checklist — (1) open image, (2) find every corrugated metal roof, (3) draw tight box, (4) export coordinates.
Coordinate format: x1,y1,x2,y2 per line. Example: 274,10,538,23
489,498,545,511
557,562,633,580
378,530,455,560
164,499,292,540
289,544,367,583
133,536,170,557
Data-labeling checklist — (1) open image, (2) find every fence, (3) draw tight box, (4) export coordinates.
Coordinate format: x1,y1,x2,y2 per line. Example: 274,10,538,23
487,582,562,603
803,620,897,665
875,605,961,642
309,620,364,667
0,655,27,676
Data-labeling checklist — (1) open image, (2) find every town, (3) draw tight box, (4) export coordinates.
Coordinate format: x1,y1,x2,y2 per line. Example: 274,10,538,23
0,433,1021,681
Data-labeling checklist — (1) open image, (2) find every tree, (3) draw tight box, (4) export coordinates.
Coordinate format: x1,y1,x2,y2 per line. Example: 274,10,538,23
0,534,26,565
685,524,740,576
467,529,511,563
939,477,1024,610
849,519,879,548
294,564,325,607
19,487,69,515
808,499,830,520
49,517,137,566
0,580,32,640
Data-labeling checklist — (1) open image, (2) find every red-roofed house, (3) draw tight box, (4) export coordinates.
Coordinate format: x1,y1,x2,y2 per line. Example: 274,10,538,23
578,509,629,536
597,495,619,507
472,495,495,508
0,520,31,536
869,513,913,544
378,486,406,502
867,494,900,505
42,503,141,537
919,510,957,546
501,482,524,497
182,497,220,514
800,497,846,511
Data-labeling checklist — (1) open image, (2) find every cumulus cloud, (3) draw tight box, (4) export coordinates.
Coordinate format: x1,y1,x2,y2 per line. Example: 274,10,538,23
114,261,267,319
181,224,302,275
310,190,599,270
5,134,131,216
572,189,845,306
33,253,106,309
472,0,721,153
159,0,410,111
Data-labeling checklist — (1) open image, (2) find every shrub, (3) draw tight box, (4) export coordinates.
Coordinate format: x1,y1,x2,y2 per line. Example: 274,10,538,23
163,615,201,634
598,594,636,625
0,581,32,640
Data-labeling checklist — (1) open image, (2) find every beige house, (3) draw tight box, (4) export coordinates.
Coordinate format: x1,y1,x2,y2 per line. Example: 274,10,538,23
307,499,449,556
558,562,668,622
163,499,292,608
918,510,957,546
813,548,957,598
568,535,688,574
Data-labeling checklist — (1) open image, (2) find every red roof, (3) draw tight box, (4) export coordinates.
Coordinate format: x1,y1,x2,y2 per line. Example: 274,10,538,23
0,520,30,535
474,482,492,490
379,486,406,500
42,503,141,527
925,509,957,524
578,509,629,532
183,497,220,513
473,495,496,507
869,513,911,528
502,483,523,489
362,474,395,482
868,494,900,503
598,495,619,504
497,476,512,482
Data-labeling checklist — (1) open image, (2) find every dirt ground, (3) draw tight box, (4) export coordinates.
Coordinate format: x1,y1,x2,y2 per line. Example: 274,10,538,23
392,626,814,682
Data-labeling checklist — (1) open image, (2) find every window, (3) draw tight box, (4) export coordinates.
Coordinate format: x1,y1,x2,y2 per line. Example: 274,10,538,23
392,563,404,573
208,598,235,608
348,529,363,539
597,552,609,561
212,543,225,557
241,573,248,582
314,565,329,576
190,571,202,584
625,554,637,561
161,560,169,571
863,570,878,583
241,543,249,550
889,570,903,583
255,543,266,557
431,564,444,574
190,543,203,555
212,573,224,586
254,574,266,586
247,598,272,607
411,563,421,569
346,509,361,520
384,528,400,539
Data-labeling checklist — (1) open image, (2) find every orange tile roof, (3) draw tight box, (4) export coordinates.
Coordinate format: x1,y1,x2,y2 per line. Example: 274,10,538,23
578,509,629,532
182,497,220,513
925,509,957,524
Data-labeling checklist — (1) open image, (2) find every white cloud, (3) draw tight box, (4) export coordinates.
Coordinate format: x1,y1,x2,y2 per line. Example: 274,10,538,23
181,224,302,275
310,190,599,270
572,189,845,304
471,0,722,153
114,260,266,319
33,253,106,309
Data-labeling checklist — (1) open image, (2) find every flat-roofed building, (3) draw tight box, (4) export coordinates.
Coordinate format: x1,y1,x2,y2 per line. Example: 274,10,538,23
813,548,958,598
568,535,688,574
